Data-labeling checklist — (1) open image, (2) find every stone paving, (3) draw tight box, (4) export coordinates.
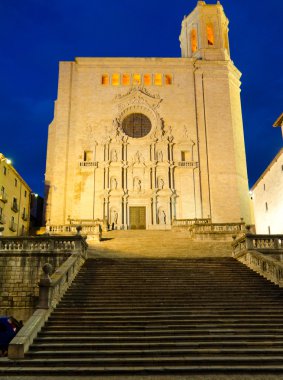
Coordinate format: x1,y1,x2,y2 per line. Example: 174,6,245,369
88,230,233,258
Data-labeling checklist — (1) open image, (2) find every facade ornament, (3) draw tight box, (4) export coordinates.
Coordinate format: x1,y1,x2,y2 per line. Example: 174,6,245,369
134,177,142,192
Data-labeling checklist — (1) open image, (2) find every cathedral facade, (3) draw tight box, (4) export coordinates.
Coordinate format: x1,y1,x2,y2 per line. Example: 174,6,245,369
45,1,251,230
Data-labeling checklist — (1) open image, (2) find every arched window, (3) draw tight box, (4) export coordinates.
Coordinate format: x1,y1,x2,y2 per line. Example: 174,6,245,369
206,23,214,46
191,28,198,53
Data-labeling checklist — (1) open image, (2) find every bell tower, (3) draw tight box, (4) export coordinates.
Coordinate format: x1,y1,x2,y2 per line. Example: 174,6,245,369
179,1,230,60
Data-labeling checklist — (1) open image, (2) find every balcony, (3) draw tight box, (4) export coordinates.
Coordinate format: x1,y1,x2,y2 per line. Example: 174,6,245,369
11,202,19,213
79,161,98,168
177,161,199,168
0,214,6,224
9,221,17,232
0,192,7,203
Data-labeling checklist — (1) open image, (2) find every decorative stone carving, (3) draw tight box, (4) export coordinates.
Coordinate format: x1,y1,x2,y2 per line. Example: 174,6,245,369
158,209,166,224
111,149,118,162
110,177,118,190
134,177,142,192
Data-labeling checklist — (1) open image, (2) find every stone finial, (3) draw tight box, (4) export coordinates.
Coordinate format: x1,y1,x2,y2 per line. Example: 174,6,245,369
42,263,53,280
76,225,82,235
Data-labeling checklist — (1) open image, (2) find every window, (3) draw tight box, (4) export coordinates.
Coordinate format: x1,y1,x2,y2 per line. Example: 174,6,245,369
14,178,18,187
24,190,27,197
165,74,172,85
154,73,162,86
0,186,4,196
12,197,18,212
122,74,130,86
122,113,152,138
268,226,271,235
263,183,266,191
101,74,109,85
3,166,6,175
206,23,214,46
265,202,268,212
143,74,151,86
281,165,283,171
84,151,93,162
191,28,198,53
181,151,190,161
133,74,141,85
112,73,120,86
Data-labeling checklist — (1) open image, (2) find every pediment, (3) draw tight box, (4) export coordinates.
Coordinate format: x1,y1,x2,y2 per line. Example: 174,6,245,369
115,87,162,110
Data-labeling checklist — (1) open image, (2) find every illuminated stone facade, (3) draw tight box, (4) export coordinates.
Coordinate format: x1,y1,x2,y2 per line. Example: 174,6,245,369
45,1,251,230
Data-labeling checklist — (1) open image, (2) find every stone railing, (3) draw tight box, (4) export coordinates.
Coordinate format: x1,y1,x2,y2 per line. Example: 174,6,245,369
232,234,283,287
172,218,211,228
47,223,103,240
190,222,246,241
232,234,283,256
8,237,88,359
0,235,87,253
177,161,198,168
79,161,98,167
194,222,246,234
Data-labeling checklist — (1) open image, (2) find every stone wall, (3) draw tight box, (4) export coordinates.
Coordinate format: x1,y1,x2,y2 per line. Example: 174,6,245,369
0,252,70,321
0,235,87,322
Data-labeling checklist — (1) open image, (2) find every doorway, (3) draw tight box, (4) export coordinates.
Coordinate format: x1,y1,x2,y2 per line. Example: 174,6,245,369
129,207,146,229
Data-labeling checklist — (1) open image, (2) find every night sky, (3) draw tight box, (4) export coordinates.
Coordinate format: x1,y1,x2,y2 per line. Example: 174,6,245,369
0,0,282,196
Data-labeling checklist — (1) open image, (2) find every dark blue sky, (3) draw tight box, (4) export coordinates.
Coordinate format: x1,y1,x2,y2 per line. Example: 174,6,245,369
0,0,282,196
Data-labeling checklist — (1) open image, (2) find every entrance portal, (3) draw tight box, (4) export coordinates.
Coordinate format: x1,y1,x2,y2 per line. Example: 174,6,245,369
129,207,146,229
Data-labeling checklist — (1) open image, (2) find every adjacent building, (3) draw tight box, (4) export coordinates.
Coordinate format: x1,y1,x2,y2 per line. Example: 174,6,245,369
0,153,31,236
251,114,283,234
45,1,252,230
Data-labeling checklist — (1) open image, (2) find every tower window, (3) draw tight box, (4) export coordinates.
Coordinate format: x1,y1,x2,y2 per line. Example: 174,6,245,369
122,74,130,86
265,202,268,212
3,166,7,175
133,74,141,85
101,74,109,85
206,23,214,46
143,74,151,86
154,73,162,86
191,28,198,53
165,74,172,85
112,73,120,86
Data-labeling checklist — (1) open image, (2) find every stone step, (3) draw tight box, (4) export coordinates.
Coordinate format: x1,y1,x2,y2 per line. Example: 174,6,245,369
26,348,283,358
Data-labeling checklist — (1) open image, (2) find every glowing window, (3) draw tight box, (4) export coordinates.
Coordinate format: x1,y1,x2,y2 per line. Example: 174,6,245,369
112,73,120,86
206,23,214,46
154,73,162,86
133,74,141,85
122,74,130,86
143,74,151,86
165,74,172,85
101,75,109,85
191,28,198,53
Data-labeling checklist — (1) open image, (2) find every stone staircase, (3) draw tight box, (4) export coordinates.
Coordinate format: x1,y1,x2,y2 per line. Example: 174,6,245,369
3,249,283,376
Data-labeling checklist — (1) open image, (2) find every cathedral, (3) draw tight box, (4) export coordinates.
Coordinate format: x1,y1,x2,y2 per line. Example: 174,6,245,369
45,1,251,230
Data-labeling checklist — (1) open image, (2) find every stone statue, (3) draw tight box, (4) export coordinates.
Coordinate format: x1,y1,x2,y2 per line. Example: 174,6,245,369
158,178,164,189
111,150,118,162
111,177,117,190
134,178,142,192
157,150,163,162
159,210,166,224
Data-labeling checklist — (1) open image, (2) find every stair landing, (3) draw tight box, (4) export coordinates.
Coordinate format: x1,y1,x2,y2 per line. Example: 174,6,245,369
89,230,232,258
